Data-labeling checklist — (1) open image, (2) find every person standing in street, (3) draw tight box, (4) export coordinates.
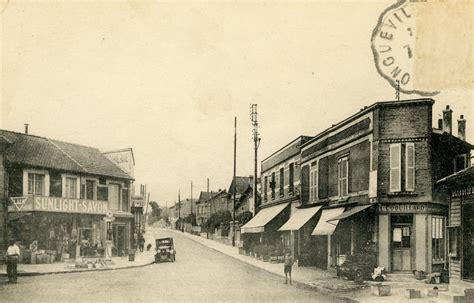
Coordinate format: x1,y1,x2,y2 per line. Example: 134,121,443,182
138,233,145,252
284,252,294,285
6,239,20,283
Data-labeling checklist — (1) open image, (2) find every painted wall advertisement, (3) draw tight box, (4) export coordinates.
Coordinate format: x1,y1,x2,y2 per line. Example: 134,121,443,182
8,196,108,215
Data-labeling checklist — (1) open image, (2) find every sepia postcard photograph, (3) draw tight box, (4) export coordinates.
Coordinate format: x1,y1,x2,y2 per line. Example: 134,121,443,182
0,0,473,302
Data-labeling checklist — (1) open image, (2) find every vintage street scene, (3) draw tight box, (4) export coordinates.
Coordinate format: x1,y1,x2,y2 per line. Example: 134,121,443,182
0,1,473,303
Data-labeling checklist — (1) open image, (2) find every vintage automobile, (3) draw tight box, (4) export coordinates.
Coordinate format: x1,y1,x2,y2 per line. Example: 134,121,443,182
155,237,176,263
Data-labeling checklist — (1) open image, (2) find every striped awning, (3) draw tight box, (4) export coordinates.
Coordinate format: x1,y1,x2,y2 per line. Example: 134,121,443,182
241,203,288,234
278,206,322,231
311,207,345,236
327,205,372,222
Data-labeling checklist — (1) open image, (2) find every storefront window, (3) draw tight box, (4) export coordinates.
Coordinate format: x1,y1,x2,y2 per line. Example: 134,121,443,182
28,173,45,195
448,227,460,259
432,216,445,262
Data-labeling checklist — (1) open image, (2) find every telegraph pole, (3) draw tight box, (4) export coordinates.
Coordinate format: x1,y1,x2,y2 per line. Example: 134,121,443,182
191,181,193,227
178,190,181,232
250,104,261,215
232,116,237,247
396,80,400,102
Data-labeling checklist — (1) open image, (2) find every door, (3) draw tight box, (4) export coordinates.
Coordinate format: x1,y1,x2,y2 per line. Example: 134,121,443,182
463,203,474,281
113,224,126,256
392,225,412,271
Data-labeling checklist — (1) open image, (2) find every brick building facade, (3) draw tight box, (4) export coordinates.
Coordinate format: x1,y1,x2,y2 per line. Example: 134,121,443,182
244,98,471,273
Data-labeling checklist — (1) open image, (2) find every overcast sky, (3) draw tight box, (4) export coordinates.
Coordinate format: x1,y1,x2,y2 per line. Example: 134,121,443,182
1,1,472,206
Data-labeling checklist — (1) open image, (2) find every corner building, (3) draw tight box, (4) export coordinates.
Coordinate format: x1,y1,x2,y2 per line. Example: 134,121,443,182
299,99,470,273
0,129,135,260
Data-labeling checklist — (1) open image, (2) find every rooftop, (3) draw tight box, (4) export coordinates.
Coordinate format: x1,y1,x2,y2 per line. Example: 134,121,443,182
0,129,133,180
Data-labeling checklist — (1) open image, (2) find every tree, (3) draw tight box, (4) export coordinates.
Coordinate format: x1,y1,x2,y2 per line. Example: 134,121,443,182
148,201,162,224
236,211,253,225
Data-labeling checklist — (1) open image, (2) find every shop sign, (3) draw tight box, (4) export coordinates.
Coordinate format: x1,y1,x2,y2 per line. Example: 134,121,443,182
451,186,474,198
378,203,445,214
8,196,108,214
132,197,144,208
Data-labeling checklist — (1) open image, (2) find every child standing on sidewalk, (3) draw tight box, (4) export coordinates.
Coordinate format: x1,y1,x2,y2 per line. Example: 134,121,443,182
284,252,294,284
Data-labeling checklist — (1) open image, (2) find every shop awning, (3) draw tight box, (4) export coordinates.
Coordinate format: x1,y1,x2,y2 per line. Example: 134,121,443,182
327,204,372,222
311,207,345,236
278,206,322,231
241,203,289,234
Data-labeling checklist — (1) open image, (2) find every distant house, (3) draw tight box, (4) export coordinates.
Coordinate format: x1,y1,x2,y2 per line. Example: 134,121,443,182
209,190,229,214
196,191,218,226
227,176,258,217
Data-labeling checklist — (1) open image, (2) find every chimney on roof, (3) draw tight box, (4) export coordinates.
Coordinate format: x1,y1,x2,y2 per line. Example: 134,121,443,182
442,105,453,134
437,118,443,130
24,123,29,135
458,114,466,141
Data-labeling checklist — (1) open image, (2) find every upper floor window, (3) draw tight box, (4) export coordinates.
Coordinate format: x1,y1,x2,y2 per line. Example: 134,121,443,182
108,183,121,210
289,163,294,194
405,143,415,191
271,172,276,200
310,161,318,202
279,168,284,197
28,173,45,195
264,176,268,201
454,154,467,173
64,177,78,198
85,180,95,200
390,143,415,192
338,157,349,197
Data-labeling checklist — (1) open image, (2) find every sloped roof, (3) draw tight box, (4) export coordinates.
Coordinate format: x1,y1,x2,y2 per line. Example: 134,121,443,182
228,176,253,196
437,166,474,185
0,129,133,180
197,191,218,202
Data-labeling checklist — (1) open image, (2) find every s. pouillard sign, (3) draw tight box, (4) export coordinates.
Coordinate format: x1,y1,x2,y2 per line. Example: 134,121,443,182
8,196,108,215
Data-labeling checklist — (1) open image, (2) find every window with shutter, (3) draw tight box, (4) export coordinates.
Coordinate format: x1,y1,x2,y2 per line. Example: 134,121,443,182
271,172,275,199
390,144,401,192
263,176,268,201
301,165,310,205
310,162,318,202
337,157,349,197
279,168,284,197
289,163,294,194
405,143,415,191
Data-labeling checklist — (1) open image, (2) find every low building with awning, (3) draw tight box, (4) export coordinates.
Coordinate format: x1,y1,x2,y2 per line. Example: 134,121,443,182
278,205,322,263
241,202,289,234
311,205,375,269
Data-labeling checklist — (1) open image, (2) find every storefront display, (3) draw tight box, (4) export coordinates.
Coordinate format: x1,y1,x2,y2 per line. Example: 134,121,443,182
6,212,127,262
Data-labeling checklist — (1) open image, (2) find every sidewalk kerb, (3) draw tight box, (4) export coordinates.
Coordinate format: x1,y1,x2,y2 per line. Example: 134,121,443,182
173,230,360,303
1,260,155,277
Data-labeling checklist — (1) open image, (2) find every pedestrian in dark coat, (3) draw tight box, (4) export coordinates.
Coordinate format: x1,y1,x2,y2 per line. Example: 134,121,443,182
138,234,145,252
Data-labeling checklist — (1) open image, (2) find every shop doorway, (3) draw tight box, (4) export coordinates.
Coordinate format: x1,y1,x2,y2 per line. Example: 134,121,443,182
391,215,413,271
113,224,127,256
77,228,94,257
462,203,474,281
